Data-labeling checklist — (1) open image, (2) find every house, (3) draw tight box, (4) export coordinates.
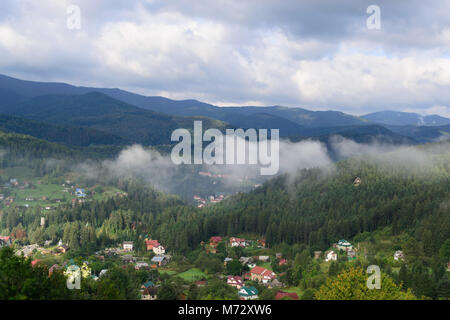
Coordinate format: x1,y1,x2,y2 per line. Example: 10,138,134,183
99,269,108,277
347,250,356,261
227,276,244,289
151,255,169,267
275,253,283,259
141,286,158,300
141,280,155,290
224,257,233,265
31,259,41,267
268,278,283,288
239,257,254,265
238,286,259,300
275,291,299,300
56,245,69,254
135,262,149,270
447,262,450,272
336,240,352,252
123,241,134,251
75,188,86,197
153,245,165,255
195,280,207,287
314,251,322,259
278,259,288,266
258,256,270,262
250,266,276,283
122,255,136,264
145,239,160,251
230,237,247,247
325,250,337,262
209,236,222,247
394,250,405,261
0,236,12,247
353,177,361,186
48,264,61,275
257,239,266,248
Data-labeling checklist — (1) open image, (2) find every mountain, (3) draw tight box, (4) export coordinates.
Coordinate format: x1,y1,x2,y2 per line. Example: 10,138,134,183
386,124,450,143
362,110,450,126
0,74,367,130
0,114,128,147
0,92,227,145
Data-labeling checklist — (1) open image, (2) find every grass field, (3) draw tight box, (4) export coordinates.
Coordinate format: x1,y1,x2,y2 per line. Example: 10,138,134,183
176,268,207,281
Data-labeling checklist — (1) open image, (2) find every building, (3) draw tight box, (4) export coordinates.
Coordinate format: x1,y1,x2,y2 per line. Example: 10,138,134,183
227,276,244,289
258,256,270,262
347,250,356,261
145,239,160,251
238,286,259,300
209,236,222,247
278,259,288,266
325,250,337,262
0,236,12,247
123,241,134,251
394,250,405,261
151,255,170,267
230,237,247,247
224,257,233,265
250,266,276,284
336,240,352,252
314,251,322,259
141,282,157,300
153,245,165,255
135,262,149,270
275,291,299,300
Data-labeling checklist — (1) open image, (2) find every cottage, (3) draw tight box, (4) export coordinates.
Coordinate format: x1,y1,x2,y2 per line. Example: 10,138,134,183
347,250,356,261
227,276,243,289
122,241,134,251
269,278,283,288
145,239,160,251
250,266,276,284
48,264,61,275
141,287,158,300
238,286,259,300
275,253,283,259
209,236,222,247
135,262,149,270
56,245,69,254
394,250,405,261
336,240,352,252
239,257,254,265
230,237,247,247
122,255,136,264
325,250,337,262
275,291,299,300
314,251,322,259
0,236,12,247
224,257,233,265
278,259,288,266
153,245,165,255
151,255,170,267
257,239,266,248
258,256,270,262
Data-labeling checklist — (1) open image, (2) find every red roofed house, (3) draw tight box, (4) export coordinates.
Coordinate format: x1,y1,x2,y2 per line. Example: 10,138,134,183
278,259,288,266
31,259,41,267
145,240,160,251
250,266,276,284
227,275,244,289
275,291,299,300
209,236,222,247
0,236,12,247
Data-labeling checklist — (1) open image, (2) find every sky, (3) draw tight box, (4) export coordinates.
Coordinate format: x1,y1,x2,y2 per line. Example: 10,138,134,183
0,0,449,116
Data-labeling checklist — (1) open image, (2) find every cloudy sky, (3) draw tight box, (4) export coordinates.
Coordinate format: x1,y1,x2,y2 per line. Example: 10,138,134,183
0,0,449,116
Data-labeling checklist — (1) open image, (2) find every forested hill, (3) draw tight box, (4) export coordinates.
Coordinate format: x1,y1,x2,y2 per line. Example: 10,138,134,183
152,142,450,254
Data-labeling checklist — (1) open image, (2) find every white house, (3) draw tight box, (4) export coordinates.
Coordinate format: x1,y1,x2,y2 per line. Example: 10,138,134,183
394,250,405,261
337,239,352,251
123,241,134,251
325,250,337,262
153,245,165,255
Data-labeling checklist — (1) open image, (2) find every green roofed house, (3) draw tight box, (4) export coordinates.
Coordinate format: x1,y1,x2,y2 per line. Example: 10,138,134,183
238,286,259,300
336,239,353,252
142,280,155,289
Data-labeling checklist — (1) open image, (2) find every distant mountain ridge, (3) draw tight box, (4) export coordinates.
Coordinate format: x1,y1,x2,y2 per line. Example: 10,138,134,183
362,110,450,126
0,74,449,145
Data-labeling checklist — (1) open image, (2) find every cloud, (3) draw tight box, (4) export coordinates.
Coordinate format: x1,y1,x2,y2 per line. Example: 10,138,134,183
0,0,449,115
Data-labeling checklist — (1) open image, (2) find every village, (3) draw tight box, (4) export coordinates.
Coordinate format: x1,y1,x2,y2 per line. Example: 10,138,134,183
1,230,428,301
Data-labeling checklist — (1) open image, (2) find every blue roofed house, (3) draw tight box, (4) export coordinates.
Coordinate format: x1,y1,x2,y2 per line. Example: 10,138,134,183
75,188,86,198
151,255,170,267
336,239,352,252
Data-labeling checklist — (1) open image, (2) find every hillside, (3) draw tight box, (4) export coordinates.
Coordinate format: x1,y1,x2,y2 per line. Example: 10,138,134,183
362,110,450,126
0,92,227,145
